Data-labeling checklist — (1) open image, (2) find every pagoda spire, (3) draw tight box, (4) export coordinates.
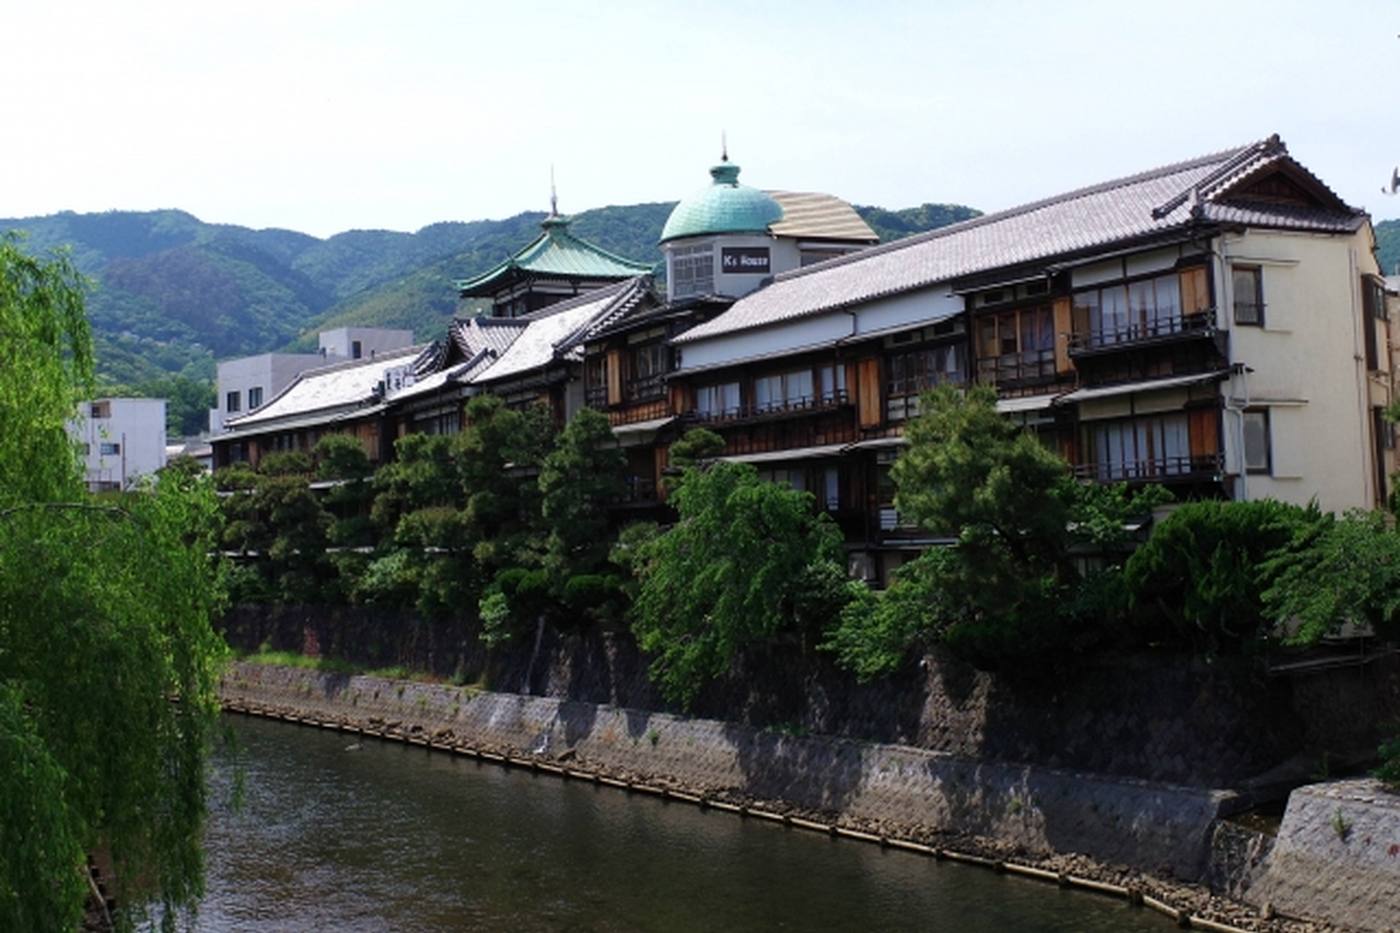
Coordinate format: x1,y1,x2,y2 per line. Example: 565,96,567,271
549,164,559,217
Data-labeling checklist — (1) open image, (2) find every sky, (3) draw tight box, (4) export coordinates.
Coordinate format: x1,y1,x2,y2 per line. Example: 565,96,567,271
4,0,1400,239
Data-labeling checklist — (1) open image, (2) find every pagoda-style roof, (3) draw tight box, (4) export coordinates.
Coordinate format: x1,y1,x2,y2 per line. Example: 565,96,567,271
455,215,654,298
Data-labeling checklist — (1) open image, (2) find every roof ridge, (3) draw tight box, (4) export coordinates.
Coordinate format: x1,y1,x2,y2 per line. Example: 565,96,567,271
1150,135,1284,219
763,140,1265,288
554,277,651,353
289,344,423,379
225,344,426,425
518,276,641,322
549,223,655,271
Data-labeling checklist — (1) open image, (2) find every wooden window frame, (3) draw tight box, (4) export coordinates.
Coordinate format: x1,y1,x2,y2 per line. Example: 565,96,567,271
1242,408,1271,475
1232,265,1265,327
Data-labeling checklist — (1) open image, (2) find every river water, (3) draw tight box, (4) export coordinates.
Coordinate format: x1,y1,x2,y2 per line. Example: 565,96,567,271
192,715,1173,931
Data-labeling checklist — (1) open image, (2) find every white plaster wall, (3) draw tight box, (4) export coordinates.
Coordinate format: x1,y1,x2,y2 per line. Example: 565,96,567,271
1215,228,1380,512
319,327,414,360
664,234,803,303
677,287,961,373
678,314,853,372
212,352,322,434
71,398,167,490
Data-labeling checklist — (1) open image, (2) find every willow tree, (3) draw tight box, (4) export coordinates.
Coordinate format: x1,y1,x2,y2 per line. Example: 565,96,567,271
0,237,227,930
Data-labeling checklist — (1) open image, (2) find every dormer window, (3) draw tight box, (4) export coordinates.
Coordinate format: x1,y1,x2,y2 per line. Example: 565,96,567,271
671,244,714,299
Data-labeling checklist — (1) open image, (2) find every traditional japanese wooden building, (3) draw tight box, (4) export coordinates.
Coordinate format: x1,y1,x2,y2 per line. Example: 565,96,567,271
455,210,654,319
576,154,880,510
670,136,1394,581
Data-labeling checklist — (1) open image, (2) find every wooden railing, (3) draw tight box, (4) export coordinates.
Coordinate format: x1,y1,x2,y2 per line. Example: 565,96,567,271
1068,310,1215,354
1073,452,1223,483
975,349,1057,387
685,390,850,425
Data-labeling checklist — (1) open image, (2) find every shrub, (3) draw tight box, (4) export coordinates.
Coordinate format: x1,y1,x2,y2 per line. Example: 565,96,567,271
1123,499,1319,654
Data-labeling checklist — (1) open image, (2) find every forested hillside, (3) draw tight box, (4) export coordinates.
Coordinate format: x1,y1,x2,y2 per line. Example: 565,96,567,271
0,200,979,434
1375,219,1400,277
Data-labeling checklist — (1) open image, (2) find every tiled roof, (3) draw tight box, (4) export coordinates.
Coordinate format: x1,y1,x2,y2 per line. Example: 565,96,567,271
456,215,653,296
221,346,422,433
677,136,1364,345
767,191,878,242
470,279,642,384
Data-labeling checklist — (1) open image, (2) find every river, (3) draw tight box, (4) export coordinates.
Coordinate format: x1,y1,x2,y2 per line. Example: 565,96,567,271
192,715,1174,931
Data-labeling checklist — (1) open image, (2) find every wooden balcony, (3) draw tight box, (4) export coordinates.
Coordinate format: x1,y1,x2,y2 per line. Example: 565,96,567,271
1073,452,1223,484
684,390,850,426
1068,311,1217,358
975,349,1058,389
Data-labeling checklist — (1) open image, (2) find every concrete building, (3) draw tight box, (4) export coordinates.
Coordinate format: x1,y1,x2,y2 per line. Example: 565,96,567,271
71,397,167,492
209,327,415,434
660,155,878,303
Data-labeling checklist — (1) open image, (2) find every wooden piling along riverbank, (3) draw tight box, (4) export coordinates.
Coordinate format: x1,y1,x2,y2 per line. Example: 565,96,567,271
219,661,1336,933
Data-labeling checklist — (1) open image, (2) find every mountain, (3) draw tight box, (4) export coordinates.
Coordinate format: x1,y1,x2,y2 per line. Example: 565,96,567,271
1376,219,1400,277
0,200,981,433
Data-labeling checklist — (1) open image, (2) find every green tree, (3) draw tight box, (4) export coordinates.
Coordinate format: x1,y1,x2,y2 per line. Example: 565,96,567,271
826,385,1166,675
0,236,227,929
459,395,553,572
360,432,467,615
630,461,846,706
1263,509,1400,646
539,408,626,580
1123,499,1319,654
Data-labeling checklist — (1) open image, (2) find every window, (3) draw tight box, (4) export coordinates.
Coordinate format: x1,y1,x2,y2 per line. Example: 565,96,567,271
99,442,120,456
695,382,740,418
1233,266,1264,326
818,363,847,402
975,305,1054,386
756,468,806,492
1362,276,1387,371
584,355,608,407
1087,414,1190,481
753,369,814,412
823,467,840,511
352,340,363,359
1072,272,1183,346
248,386,264,409
887,343,967,420
626,344,668,400
89,401,110,419
1243,409,1270,474
670,244,714,299
226,391,241,413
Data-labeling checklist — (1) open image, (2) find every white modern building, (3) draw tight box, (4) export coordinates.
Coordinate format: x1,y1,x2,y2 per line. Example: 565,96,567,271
209,327,414,434
71,398,167,492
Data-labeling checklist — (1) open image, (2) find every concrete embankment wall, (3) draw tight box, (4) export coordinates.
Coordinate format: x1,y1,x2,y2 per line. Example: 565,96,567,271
220,661,1229,879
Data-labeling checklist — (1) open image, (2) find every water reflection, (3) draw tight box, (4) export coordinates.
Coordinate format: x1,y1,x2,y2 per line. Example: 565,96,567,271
194,715,1171,932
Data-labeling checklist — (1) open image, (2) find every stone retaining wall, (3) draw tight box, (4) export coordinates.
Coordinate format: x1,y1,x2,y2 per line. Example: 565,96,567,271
1245,779,1400,931
220,660,1230,879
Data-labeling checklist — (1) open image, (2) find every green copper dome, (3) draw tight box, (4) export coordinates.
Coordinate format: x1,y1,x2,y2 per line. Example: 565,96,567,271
660,160,784,243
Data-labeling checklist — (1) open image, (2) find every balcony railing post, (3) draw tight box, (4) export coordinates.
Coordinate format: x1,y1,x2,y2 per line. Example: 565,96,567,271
1068,309,1216,354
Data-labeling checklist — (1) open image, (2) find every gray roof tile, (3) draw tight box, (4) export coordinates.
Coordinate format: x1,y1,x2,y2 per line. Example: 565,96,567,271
677,137,1364,345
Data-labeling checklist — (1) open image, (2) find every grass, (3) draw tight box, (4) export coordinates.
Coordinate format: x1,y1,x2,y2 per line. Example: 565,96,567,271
234,650,470,688
236,649,361,675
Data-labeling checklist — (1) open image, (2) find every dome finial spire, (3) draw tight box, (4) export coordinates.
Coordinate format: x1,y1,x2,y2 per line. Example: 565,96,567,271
721,130,728,163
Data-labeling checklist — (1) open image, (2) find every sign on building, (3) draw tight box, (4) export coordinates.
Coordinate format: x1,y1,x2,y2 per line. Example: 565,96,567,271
721,247,771,274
